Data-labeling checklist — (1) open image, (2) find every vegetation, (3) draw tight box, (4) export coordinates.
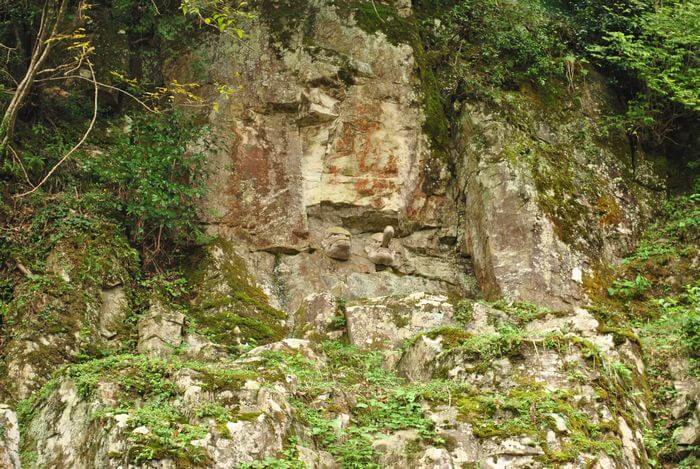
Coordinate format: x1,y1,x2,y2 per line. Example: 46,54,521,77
587,186,699,466
81,111,210,262
257,342,443,467
337,0,698,171
566,0,699,141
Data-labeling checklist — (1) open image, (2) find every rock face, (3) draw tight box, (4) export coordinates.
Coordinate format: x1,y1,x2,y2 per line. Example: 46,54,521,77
19,340,338,468
0,405,20,469
1,233,137,401
168,0,473,313
397,302,650,468
137,300,185,358
98,286,129,340
346,292,454,349
6,1,671,468
456,95,655,310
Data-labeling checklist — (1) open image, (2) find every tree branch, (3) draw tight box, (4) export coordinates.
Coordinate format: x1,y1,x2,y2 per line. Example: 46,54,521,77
0,0,69,155
7,145,34,188
14,60,98,198
34,74,158,113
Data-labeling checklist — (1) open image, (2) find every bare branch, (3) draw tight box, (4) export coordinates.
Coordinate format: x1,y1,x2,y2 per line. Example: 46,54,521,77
7,145,34,188
5,260,33,278
14,60,99,198
0,0,70,154
34,74,159,113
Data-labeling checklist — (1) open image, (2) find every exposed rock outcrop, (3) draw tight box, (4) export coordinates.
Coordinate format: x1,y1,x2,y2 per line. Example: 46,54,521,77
0,405,20,469
346,292,454,350
456,94,655,310
137,300,185,358
168,0,473,312
1,231,137,401
5,1,678,468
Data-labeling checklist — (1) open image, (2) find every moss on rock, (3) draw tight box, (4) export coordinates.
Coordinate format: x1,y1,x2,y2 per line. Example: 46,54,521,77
185,239,286,350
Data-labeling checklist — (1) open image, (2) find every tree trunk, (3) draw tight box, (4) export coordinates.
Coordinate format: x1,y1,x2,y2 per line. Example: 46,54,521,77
0,0,67,156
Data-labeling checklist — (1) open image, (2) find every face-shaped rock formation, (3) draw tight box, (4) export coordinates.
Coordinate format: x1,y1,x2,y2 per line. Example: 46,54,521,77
321,226,352,261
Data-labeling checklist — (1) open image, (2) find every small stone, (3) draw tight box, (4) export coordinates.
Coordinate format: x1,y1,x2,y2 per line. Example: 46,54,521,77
113,414,130,428
549,413,569,433
132,426,150,435
332,414,350,435
571,267,583,284
244,380,261,391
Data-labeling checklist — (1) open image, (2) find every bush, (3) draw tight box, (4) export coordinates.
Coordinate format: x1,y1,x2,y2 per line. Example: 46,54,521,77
566,0,699,139
82,111,210,264
427,0,574,94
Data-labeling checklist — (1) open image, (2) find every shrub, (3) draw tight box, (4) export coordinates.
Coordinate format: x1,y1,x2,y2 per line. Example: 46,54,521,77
427,0,574,93
82,111,210,264
566,0,699,139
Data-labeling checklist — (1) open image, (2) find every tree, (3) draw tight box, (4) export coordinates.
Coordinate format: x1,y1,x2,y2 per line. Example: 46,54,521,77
0,0,247,194
0,0,87,155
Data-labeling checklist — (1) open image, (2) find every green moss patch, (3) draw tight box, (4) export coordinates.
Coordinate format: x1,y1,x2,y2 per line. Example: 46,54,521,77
256,0,317,48
456,382,622,462
185,239,286,350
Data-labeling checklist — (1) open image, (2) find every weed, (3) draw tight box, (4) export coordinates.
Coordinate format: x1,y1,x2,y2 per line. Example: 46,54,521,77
607,275,651,300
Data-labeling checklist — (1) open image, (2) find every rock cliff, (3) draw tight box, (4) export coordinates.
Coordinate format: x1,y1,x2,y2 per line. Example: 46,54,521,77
1,1,697,468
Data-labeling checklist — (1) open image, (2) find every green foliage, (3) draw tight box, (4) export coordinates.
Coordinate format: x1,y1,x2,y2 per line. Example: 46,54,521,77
258,342,441,467
457,324,524,360
591,188,700,465
453,299,474,325
488,300,552,325
239,438,306,468
591,1,699,110
682,309,700,358
181,0,252,36
185,239,287,349
621,191,699,266
657,282,700,359
609,361,633,383
566,0,699,138
456,383,621,459
81,111,209,262
17,354,258,463
429,0,574,90
139,271,190,302
66,354,178,400
127,401,210,464
607,274,652,300
332,297,348,329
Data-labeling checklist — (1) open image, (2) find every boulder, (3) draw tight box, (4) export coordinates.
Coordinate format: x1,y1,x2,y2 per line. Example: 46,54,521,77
293,292,344,340
346,292,454,349
98,285,129,339
321,227,352,261
137,299,184,358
